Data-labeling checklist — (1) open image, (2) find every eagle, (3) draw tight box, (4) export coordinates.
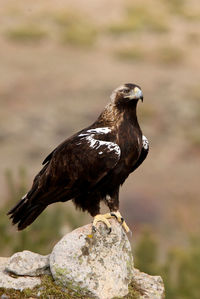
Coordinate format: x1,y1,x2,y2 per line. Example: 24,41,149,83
8,83,149,233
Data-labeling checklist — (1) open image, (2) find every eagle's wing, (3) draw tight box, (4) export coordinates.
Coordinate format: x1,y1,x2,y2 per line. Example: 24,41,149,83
8,127,121,230
38,127,121,199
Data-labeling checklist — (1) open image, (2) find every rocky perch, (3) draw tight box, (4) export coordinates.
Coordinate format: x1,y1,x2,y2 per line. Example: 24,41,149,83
0,219,165,299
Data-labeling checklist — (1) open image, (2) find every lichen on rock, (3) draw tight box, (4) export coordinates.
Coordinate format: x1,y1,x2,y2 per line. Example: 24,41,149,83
50,219,134,299
5,250,50,277
0,220,165,299
0,257,41,291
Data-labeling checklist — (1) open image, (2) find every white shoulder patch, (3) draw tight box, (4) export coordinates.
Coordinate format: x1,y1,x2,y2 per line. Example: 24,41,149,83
78,127,121,158
86,127,111,134
142,135,149,150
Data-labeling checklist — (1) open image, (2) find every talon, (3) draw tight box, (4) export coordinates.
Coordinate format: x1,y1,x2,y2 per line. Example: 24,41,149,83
92,211,130,234
110,211,130,233
92,213,112,233
110,212,117,219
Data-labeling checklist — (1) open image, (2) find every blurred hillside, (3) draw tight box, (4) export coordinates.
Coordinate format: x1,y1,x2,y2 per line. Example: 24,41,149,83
0,0,200,254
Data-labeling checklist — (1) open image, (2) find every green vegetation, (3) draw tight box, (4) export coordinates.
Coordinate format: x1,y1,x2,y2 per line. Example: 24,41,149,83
60,24,97,47
135,230,158,275
134,230,200,299
3,10,97,47
5,25,47,43
164,0,200,20
0,275,92,298
124,281,143,299
53,11,97,47
108,5,168,35
0,274,144,298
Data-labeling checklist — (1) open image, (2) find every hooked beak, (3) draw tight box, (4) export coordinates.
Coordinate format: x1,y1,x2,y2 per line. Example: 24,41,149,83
125,87,143,102
133,87,143,102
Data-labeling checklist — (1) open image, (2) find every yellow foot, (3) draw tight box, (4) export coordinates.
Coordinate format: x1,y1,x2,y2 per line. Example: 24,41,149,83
92,211,131,234
110,211,130,233
92,213,112,233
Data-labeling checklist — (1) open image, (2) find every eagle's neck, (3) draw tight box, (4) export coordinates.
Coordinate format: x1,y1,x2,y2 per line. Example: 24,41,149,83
122,102,139,127
98,102,139,127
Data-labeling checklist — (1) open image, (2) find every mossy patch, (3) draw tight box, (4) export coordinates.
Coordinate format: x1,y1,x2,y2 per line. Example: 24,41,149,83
0,273,145,298
0,275,91,298
113,281,142,299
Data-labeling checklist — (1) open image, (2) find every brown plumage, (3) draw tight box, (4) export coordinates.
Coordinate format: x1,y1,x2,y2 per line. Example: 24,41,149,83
8,83,149,231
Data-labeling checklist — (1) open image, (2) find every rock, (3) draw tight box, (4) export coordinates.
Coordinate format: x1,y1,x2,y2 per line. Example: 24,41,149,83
133,268,165,299
5,250,50,277
0,257,41,291
0,222,165,298
50,219,133,299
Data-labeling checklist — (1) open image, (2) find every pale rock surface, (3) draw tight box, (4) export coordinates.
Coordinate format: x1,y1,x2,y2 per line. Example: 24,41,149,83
133,269,165,299
0,222,165,298
0,257,41,291
5,250,50,277
50,219,133,299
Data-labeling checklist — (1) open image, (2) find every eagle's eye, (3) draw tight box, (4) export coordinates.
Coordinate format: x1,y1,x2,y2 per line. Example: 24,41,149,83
121,89,129,94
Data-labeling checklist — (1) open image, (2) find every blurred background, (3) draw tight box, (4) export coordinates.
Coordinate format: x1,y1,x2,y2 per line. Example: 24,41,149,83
0,0,200,298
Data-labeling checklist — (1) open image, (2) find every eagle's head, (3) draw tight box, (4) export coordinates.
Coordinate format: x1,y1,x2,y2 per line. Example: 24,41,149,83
110,83,143,105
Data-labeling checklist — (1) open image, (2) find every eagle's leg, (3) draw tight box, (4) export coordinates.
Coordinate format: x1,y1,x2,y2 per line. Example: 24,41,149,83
105,192,131,233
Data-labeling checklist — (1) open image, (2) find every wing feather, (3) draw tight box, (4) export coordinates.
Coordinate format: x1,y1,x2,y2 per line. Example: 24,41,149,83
34,127,121,202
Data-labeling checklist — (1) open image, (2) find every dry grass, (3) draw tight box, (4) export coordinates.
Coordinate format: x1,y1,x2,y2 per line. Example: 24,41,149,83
108,5,169,35
164,0,200,20
52,11,98,47
186,127,200,149
157,46,184,64
5,25,47,43
115,46,146,61
60,24,97,47
2,9,98,47
187,32,200,44
165,0,185,15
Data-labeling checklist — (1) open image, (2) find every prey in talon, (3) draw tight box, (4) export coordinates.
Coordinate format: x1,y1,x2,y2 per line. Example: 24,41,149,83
8,83,149,237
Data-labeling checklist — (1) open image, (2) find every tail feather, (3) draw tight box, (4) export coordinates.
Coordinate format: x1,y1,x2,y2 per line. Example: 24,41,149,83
7,194,46,230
